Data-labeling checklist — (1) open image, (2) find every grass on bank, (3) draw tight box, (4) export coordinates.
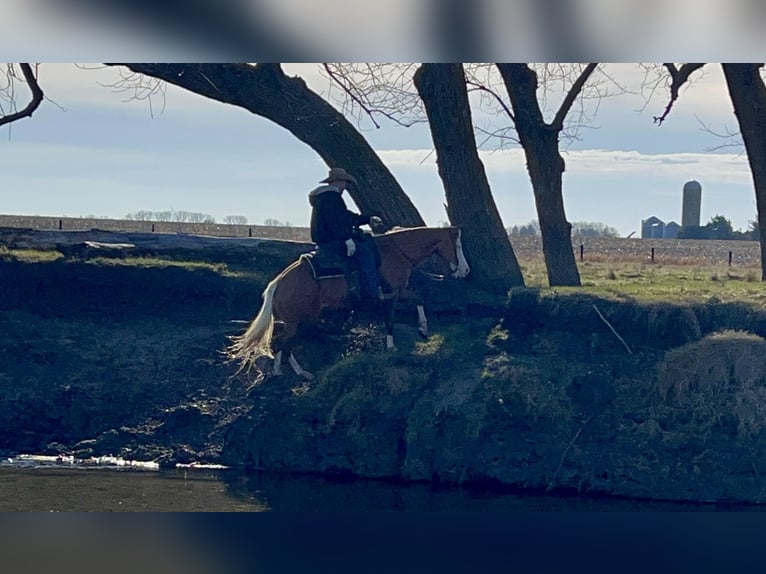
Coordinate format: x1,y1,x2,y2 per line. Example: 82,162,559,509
3,246,766,307
519,257,766,307
0,247,64,263
0,247,269,280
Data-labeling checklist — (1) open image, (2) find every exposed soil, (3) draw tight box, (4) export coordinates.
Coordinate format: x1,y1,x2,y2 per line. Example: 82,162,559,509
4,237,766,504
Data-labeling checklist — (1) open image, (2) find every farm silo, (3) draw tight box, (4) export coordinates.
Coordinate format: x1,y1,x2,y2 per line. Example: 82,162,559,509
681,180,702,227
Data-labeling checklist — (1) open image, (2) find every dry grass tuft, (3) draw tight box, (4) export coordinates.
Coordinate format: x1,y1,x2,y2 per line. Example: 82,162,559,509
657,330,766,438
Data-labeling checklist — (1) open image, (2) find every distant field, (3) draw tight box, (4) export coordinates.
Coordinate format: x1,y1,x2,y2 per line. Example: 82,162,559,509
0,214,311,242
0,213,760,267
509,235,761,267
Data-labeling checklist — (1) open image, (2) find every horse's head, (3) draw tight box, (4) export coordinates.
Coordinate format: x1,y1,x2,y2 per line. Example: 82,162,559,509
438,227,470,278
377,226,470,281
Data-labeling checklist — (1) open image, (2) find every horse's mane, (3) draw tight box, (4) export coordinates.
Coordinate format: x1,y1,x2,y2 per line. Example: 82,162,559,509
375,225,455,245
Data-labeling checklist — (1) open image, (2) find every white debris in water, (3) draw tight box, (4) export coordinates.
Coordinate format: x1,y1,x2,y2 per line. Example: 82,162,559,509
1,454,227,471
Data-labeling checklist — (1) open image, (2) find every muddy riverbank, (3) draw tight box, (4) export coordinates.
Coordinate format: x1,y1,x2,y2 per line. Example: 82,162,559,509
3,234,766,504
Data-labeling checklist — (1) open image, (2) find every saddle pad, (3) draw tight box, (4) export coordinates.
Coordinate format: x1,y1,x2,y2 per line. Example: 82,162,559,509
301,252,346,280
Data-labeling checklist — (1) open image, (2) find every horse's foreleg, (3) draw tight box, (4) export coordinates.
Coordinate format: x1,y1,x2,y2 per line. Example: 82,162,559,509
272,350,283,376
385,294,399,350
416,304,428,338
386,335,395,350
288,353,314,381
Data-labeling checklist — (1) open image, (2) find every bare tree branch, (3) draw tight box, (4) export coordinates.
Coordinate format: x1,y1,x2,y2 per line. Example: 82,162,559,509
98,65,168,118
653,63,706,125
551,63,598,131
465,77,516,123
323,63,381,129
696,115,745,153
321,63,425,129
0,63,44,127
474,125,520,149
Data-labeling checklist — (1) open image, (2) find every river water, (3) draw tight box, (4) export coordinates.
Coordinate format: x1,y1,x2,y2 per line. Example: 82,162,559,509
6,458,766,574
0,456,757,512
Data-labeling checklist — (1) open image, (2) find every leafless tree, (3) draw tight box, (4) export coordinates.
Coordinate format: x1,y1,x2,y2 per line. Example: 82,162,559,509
172,210,191,223
124,210,155,221
413,64,525,292
188,212,215,223
325,63,526,291
652,63,766,280
323,63,622,287
154,210,173,222
493,63,601,286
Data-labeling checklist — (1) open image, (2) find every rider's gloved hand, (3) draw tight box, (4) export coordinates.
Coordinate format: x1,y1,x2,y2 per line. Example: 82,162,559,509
345,238,356,257
369,215,388,234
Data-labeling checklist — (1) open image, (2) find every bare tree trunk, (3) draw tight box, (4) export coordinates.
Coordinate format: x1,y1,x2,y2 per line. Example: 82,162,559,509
496,63,581,287
414,64,525,294
111,63,425,228
721,63,766,281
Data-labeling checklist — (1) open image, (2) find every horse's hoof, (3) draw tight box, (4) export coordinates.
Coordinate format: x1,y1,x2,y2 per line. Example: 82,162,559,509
301,371,315,382
418,328,428,339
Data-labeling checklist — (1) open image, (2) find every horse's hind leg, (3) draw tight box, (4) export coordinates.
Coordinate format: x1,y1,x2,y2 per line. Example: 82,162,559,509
273,319,314,381
384,294,399,350
272,350,283,376
288,353,314,381
416,304,428,338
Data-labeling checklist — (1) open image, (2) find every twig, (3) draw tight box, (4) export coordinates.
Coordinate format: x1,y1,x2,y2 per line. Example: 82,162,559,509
593,304,633,354
546,414,593,493
323,63,381,129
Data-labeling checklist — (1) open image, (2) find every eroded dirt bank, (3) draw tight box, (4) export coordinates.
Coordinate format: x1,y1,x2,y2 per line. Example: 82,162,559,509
4,251,766,504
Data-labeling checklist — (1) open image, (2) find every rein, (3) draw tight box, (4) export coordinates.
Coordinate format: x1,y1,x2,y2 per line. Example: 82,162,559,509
416,268,447,282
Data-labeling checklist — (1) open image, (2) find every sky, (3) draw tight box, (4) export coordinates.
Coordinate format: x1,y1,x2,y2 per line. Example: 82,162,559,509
5,1,766,238
0,62,760,238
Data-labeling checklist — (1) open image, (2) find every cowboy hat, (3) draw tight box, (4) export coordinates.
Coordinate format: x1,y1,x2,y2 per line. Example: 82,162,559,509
319,167,358,185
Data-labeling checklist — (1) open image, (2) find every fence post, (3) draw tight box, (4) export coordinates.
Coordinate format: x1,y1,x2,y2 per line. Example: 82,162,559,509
580,244,584,262
729,251,733,267
651,247,655,262
58,219,63,230
249,227,252,237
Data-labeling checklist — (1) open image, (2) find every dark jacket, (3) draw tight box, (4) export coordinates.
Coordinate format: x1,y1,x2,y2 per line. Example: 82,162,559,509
309,185,370,247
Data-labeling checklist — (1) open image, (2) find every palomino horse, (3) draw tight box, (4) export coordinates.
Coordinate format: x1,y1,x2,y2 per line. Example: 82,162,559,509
227,226,470,381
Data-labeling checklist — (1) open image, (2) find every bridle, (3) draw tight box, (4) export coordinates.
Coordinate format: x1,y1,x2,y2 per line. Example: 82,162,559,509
390,230,459,282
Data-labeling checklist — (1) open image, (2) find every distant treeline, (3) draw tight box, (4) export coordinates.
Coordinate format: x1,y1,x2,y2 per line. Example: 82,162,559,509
677,215,759,241
509,216,760,241
123,211,242,224
508,220,620,238
122,211,300,227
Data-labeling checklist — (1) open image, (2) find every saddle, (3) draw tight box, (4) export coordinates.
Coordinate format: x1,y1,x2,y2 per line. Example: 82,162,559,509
301,249,348,280
301,248,365,304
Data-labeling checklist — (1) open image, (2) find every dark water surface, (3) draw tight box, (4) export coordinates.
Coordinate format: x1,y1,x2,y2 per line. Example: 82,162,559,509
2,460,762,511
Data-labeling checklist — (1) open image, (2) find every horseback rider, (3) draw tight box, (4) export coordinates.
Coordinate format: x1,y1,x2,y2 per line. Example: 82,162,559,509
309,167,384,305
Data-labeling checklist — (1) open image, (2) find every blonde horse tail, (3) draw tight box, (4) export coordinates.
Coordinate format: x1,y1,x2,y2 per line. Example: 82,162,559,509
227,276,279,371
